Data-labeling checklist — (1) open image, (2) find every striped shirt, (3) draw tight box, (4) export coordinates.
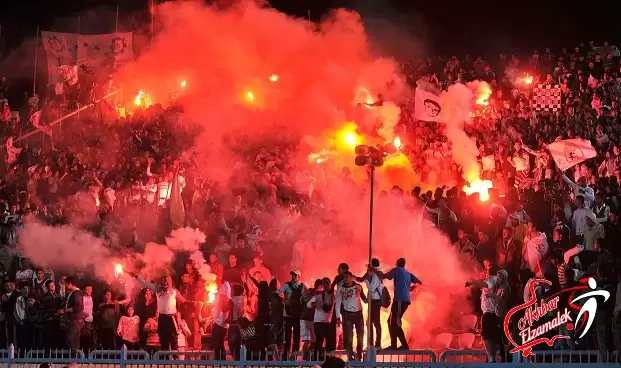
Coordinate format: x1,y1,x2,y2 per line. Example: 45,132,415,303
557,263,567,288
240,325,257,340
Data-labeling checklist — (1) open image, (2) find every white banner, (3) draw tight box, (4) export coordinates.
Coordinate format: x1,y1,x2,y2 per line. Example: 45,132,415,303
414,87,445,123
41,32,78,85
42,31,133,84
77,32,134,72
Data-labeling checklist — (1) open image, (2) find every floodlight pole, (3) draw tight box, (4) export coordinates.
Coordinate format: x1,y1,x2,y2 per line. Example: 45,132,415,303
367,164,375,354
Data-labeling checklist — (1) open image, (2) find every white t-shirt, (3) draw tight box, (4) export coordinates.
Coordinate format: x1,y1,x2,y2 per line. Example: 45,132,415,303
481,276,499,314
137,276,178,314
83,295,94,322
308,292,333,323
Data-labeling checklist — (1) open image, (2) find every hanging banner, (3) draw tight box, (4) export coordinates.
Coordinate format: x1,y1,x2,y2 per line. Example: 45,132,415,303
41,32,78,85
77,32,134,74
42,31,134,84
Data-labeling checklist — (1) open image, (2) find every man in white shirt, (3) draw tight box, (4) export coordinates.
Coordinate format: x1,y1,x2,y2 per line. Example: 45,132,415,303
81,284,96,352
130,273,195,351
466,270,507,363
335,271,367,361
572,195,589,245
355,258,384,349
562,172,595,207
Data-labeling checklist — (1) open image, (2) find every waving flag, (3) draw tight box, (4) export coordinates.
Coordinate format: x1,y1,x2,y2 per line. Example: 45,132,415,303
41,32,78,84
169,167,186,229
29,111,52,137
547,139,597,171
414,88,445,123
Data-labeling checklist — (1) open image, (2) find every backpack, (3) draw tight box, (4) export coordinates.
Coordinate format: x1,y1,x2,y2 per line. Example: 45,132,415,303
380,286,391,309
285,282,303,317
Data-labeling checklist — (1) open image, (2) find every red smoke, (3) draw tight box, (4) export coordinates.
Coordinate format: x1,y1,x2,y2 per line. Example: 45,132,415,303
17,0,478,347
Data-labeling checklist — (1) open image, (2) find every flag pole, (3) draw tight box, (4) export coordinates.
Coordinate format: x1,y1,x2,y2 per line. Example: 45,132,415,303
307,10,311,21
116,5,120,33
32,26,39,94
77,16,81,34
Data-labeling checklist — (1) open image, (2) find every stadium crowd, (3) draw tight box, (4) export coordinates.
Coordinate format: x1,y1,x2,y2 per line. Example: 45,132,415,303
0,39,620,363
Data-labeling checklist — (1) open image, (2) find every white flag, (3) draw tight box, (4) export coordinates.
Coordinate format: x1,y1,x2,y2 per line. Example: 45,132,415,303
57,65,78,86
5,137,22,165
547,139,597,171
41,32,78,84
415,87,444,122
29,111,52,137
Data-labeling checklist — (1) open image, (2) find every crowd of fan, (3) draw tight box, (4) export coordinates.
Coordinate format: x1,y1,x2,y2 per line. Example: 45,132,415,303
0,39,619,363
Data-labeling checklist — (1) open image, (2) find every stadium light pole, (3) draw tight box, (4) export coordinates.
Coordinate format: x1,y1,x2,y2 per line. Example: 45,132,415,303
354,142,396,355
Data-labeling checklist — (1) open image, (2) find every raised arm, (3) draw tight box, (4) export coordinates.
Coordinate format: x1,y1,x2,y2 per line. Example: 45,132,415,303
135,275,159,292
561,171,577,191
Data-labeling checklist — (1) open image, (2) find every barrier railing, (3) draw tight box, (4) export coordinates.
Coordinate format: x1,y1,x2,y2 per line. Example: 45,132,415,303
2,345,621,367
14,88,123,143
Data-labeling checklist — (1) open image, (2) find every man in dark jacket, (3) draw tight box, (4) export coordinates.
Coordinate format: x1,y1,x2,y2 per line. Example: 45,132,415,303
58,276,85,355
41,280,62,350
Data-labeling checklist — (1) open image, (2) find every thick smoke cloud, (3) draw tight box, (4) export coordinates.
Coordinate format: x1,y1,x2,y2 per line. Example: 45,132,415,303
16,0,482,346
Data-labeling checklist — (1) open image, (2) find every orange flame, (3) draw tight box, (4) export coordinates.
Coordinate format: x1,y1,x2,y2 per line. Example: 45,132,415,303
393,137,402,150
114,264,123,277
475,85,492,106
462,179,494,202
205,283,218,304
517,74,534,85
245,90,255,102
134,90,154,108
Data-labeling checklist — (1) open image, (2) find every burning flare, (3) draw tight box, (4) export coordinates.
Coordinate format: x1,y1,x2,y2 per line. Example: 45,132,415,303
206,283,218,304
517,74,534,85
269,74,279,83
462,179,494,202
180,80,187,88
393,137,402,150
114,264,124,278
475,85,492,106
134,90,154,108
245,90,255,102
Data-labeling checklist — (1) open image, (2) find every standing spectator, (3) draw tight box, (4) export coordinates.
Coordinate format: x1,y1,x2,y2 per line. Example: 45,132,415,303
131,273,195,352
117,305,140,350
466,270,508,363
212,282,232,360
279,269,305,360
1,280,19,348
335,271,366,361
373,258,422,350
41,280,61,350
60,276,85,356
308,277,333,358
97,290,121,350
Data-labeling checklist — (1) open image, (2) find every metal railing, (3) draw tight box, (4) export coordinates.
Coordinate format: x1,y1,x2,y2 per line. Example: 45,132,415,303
2,345,621,367
14,88,123,144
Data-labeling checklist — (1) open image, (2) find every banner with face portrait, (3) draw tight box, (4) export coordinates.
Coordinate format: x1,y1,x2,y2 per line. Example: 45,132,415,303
42,31,134,84
414,87,445,123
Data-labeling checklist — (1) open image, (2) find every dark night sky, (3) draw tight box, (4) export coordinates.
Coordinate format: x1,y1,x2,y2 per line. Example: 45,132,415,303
0,0,620,59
